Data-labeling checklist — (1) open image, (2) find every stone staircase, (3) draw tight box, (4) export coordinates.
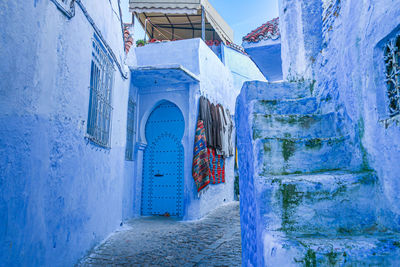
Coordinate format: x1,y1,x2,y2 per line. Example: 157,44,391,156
236,81,400,266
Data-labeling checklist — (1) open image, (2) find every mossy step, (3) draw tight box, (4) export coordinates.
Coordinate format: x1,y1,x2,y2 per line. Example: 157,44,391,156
253,97,318,115
258,136,362,175
257,171,379,236
243,81,313,101
252,112,338,140
264,232,400,267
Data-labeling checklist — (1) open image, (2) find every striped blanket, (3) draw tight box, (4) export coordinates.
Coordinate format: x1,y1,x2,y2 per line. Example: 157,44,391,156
208,147,225,184
192,120,210,192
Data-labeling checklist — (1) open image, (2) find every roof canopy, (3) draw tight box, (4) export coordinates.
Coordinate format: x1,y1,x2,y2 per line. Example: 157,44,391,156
129,0,234,44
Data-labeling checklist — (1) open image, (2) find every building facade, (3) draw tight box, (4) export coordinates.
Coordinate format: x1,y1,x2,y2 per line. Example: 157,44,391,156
236,0,400,266
0,0,266,266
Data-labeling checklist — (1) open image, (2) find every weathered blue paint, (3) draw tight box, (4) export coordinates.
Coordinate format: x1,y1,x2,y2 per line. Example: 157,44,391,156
279,0,400,229
142,101,185,217
244,44,283,82
237,0,400,266
131,38,265,221
0,1,134,266
0,1,268,265
221,45,267,89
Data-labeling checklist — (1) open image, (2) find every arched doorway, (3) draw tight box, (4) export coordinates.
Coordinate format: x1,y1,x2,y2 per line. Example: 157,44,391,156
141,101,185,217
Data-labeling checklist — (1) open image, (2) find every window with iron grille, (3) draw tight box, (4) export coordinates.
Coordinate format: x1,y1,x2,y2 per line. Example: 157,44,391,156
125,99,137,161
87,34,115,148
384,34,400,117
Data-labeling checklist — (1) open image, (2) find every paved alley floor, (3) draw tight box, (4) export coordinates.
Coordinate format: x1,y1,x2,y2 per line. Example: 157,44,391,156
78,202,241,267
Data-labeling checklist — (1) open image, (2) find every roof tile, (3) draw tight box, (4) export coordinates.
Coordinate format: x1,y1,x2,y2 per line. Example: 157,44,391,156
243,17,280,43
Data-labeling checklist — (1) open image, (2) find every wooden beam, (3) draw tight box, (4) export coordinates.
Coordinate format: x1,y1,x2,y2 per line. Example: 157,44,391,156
186,14,195,38
164,14,174,39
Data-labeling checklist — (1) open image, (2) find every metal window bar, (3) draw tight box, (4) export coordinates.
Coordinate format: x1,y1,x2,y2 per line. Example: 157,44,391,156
125,99,137,161
384,34,400,117
87,35,115,148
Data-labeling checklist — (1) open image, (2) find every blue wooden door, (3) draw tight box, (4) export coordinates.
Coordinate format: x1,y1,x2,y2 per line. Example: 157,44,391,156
142,101,185,217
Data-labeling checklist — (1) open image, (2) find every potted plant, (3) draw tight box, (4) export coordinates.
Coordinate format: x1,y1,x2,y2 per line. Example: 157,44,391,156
136,39,146,47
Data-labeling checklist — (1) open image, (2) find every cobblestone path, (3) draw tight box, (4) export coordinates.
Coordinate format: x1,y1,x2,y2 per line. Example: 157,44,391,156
78,202,241,266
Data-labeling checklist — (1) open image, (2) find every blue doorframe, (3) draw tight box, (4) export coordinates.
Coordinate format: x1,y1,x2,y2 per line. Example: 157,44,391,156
141,101,185,217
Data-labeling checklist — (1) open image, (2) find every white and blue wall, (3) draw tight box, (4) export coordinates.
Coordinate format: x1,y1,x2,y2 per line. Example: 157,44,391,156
0,0,135,266
131,38,264,220
243,39,283,82
0,1,269,265
221,44,267,89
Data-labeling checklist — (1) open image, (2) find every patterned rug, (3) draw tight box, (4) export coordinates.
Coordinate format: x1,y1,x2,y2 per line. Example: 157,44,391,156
192,120,210,192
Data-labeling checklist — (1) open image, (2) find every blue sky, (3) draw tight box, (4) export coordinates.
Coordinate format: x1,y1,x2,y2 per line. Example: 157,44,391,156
121,0,278,44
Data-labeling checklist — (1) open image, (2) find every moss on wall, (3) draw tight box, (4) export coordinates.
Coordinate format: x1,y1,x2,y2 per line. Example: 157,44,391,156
305,138,323,149
357,118,372,171
326,250,339,266
282,139,296,161
280,183,303,231
304,249,317,267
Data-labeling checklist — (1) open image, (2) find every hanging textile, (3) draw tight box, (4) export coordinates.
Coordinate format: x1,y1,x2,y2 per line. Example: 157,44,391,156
208,147,216,183
217,104,229,157
199,96,213,148
192,120,210,193
207,147,225,184
194,96,228,195
216,104,225,156
225,107,234,157
210,103,222,150
216,152,225,183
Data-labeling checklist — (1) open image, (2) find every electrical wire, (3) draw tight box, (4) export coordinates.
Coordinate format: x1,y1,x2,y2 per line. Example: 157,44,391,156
75,0,128,79
49,0,128,79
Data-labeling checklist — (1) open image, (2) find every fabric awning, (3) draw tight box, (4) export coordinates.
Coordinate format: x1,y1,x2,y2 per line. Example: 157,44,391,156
129,0,234,44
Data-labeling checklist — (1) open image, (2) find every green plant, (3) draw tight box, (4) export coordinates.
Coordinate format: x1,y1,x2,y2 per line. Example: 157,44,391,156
136,39,146,47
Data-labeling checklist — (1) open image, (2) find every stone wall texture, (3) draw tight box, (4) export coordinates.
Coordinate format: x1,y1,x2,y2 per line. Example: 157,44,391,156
278,0,400,232
236,1,400,265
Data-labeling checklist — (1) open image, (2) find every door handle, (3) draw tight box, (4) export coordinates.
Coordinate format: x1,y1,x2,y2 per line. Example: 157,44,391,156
155,174,164,177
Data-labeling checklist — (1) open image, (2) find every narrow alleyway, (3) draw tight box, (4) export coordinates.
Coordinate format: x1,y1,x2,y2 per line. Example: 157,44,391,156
78,202,241,266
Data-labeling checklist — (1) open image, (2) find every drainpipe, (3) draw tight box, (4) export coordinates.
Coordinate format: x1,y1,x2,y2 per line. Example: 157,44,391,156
201,6,205,41
50,0,75,19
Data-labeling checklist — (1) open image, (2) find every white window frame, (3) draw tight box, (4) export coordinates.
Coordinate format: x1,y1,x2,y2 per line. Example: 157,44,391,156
86,34,115,148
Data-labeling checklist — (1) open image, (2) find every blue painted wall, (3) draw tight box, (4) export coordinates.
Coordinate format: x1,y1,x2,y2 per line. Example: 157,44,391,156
244,44,283,82
235,86,264,267
222,45,267,88
278,0,400,229
133,39,242,220
0,2,270,265
278,0,400,233
235,1,400,264
0,1,135,266
306,0,400,230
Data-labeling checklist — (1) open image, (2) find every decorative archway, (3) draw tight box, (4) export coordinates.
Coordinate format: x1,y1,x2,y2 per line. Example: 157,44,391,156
141,101,185,217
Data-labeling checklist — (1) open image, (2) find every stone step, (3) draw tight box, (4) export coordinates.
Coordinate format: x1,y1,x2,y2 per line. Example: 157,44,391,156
253,97,318,115
252,112,337,140
257,171,379,236
258,136,361,175
264,232,400,267
243,81,313,101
